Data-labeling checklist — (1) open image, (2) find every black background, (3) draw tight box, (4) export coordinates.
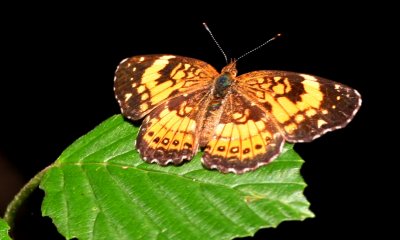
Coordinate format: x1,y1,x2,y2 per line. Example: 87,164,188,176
0,3,387,239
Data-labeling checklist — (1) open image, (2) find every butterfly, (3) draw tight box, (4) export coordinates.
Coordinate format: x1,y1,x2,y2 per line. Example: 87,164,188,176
114,54,361,174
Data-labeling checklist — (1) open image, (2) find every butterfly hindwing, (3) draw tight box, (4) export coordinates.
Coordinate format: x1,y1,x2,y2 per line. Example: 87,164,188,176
237,71,361,142
202,92,284,174
136,89,210,165
114,54,218,120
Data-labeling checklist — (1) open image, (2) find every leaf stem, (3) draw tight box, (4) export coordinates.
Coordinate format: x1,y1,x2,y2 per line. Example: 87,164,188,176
3,165,51,228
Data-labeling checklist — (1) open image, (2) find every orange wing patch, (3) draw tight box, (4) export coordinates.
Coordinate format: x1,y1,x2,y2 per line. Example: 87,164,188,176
202,93,284,174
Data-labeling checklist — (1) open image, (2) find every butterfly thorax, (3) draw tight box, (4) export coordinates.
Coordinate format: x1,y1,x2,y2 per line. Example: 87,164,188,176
198,64,238,146
212,61,238,101
214,73,232,97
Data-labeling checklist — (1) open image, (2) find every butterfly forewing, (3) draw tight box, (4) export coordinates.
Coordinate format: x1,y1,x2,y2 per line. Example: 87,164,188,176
236,71,361,142
114,55,218,120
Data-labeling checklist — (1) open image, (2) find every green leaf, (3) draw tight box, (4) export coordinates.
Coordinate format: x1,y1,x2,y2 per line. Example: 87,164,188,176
40,115,314,240
0,219,12,240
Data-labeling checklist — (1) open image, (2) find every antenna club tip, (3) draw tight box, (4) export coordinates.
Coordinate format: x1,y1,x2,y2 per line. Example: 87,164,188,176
203,22,210,31
271,33,282,40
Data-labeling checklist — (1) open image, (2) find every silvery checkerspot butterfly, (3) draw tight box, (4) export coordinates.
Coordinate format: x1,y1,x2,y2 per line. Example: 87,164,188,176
114,55,361,174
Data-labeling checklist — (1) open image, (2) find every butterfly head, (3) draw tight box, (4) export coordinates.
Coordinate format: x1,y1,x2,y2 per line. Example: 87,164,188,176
221,60,238,77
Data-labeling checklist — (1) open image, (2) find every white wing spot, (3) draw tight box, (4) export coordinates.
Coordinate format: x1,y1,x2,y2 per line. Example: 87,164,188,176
160,55,176,60
165,159,173,164
317,119,328,128
299,74,318,81
125,93,133,101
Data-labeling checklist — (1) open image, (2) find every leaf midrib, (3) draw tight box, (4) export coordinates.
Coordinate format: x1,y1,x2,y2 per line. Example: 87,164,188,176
52,162,304,199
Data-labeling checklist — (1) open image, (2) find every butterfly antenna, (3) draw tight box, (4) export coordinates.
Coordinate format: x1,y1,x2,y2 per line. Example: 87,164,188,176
203,22,228,64
236,33,282,61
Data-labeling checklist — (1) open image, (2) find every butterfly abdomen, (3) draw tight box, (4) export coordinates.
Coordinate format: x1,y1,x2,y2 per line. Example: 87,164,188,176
198,73,234,146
